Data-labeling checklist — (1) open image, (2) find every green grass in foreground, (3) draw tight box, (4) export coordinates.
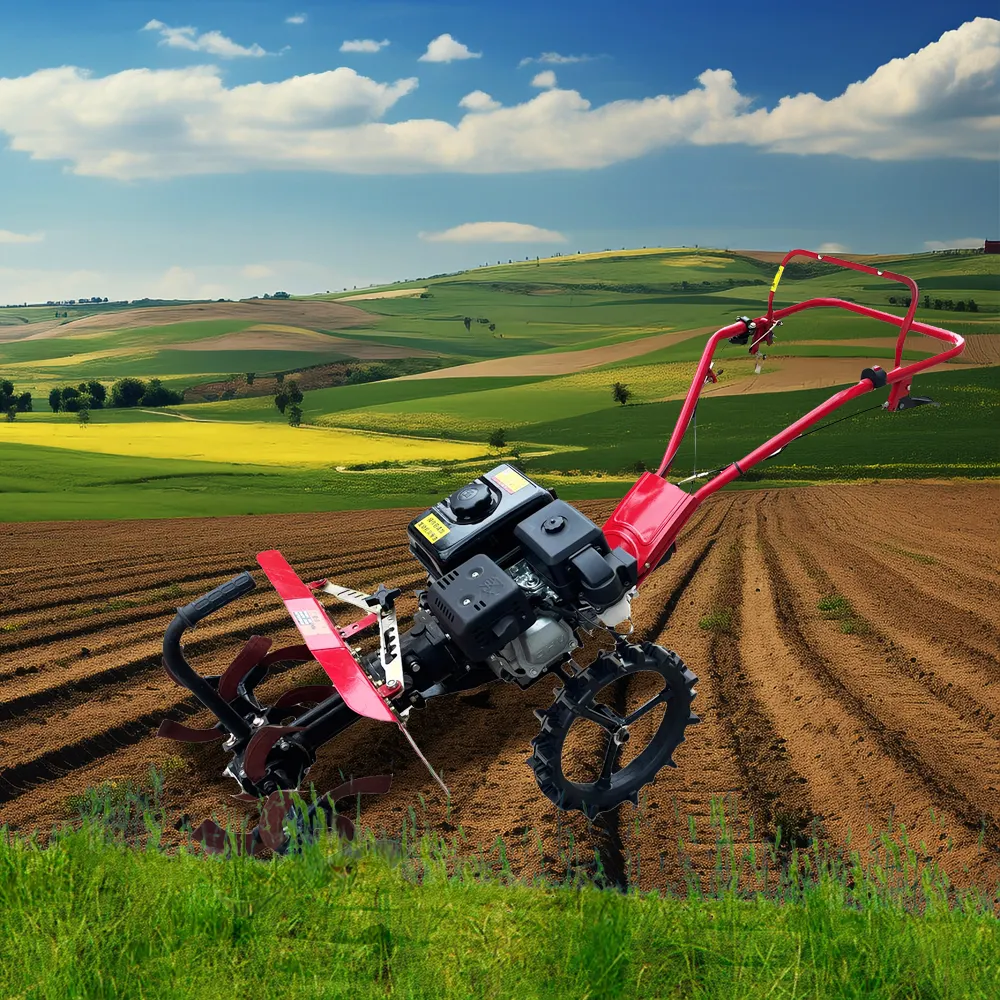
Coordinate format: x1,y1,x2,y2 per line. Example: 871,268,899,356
2,770,997,1000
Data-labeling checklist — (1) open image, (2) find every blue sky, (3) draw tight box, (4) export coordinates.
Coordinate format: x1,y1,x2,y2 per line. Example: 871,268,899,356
0,1,996,303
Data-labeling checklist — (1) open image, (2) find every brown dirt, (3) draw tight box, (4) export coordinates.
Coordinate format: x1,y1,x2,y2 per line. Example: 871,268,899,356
962,334,1000,366
169,325,431,359
1,483,998,890
687,355,979,400
3,300,376,342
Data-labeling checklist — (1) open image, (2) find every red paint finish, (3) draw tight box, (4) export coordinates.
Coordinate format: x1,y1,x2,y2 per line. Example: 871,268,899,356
604,252,963,590
603,474,699,584
256,549,394,723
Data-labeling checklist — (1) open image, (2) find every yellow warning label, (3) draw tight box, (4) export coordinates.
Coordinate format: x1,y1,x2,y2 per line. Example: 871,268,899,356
770,265,785,294
492,468,529,494
414,513,450,544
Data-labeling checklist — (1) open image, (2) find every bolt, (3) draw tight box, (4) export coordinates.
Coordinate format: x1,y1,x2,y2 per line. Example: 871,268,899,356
462,598,471,606
471,569,481,578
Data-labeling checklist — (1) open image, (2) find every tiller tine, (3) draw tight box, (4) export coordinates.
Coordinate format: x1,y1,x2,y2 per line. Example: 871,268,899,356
269,685,337,713
217,635,273,701
192,819,260,857
156,719,224,743
243,725,306,782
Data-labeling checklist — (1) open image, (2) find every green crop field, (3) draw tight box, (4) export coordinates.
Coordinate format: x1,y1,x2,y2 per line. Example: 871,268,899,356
1,247,997,522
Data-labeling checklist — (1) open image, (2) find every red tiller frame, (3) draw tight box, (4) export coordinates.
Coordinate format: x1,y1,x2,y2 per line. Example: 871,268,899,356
603,249,965,583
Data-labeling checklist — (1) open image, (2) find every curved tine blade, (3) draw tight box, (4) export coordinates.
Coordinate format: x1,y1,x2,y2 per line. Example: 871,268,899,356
270,685,336,712
218,636,273,702
326,775,393,801
231,792,260,803
259,644,313,670
334,814,356,841
156,719,224,743
257,789,301,852
192,820,228,855
242,725,305,782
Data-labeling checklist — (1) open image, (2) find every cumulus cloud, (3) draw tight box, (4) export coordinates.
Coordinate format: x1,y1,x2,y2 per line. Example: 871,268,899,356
531,70,557,89
420,221,566,243
142,19,269,58
924,237,985,249
459,90,501,112
340,38,390,53
0,229,44,244
519,52,595,67
0,19,994,180
695,17,1000,159
286,14,306,25
816,242,849,253
419,33,481,63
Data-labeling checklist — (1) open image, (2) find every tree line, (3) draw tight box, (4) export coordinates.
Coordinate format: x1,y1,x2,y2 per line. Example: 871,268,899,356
47,378,184,413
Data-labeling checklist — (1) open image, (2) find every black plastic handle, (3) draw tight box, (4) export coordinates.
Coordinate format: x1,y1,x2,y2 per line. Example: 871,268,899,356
177,571,256,627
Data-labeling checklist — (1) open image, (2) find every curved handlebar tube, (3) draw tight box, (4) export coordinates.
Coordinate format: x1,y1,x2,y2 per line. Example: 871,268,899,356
604,250,964,584
162,572,257,740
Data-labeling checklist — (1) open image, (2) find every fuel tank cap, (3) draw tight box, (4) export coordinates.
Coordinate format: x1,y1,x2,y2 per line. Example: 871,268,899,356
448,481,498,523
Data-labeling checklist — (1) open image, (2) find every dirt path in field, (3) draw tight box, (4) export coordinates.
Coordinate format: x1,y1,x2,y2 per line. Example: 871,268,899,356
1,483,997,890
336,288,428,302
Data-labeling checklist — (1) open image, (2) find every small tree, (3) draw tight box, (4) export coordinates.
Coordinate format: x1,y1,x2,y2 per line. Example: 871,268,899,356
955,300,966,312
77,404,91,427
612,382,632,406
274,390,290,414
923,294,931,309
968,299,979,312
86,380,107,408
934,299,943,310
48,387,62,412
286,380,303,405
246,372,256,386
109,377,146,408
463,317,472,330
287,404,302,427
5,405,15,422
275,372,285,386
488,323,496,333
488,427,506,450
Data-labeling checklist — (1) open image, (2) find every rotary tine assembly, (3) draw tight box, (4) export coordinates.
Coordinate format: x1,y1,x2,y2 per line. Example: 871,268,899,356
157,561,446,856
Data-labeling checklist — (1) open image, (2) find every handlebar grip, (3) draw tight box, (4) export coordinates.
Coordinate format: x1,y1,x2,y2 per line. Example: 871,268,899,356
177,571,256,627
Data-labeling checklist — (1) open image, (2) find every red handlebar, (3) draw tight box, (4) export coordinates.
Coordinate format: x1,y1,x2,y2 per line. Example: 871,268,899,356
604,250,965,584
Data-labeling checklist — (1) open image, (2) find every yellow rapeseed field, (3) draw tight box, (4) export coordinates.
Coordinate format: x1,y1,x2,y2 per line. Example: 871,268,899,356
0,420,486,467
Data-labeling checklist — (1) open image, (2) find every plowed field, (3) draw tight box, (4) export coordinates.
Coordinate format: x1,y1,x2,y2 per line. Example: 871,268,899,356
2,483,998,891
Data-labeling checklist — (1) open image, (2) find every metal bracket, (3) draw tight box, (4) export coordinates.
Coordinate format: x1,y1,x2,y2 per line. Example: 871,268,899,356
312,580,405,691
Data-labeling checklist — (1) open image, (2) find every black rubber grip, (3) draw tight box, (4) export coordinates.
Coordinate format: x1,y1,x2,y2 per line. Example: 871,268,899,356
861,366,887,389
178,571,256,626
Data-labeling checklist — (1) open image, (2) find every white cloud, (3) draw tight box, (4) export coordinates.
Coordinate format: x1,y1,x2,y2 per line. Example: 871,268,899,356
419,33,481,63
242,263,275,279
340,38,390,53
0,229,44,244
696,17,1000,159
519,52,595,67
531,70,557,89
459,90,501,112
0,19,994,180
286,14,306,25
924,237,984,249
143,19,269,58
816,242,849,253
420,221,566,243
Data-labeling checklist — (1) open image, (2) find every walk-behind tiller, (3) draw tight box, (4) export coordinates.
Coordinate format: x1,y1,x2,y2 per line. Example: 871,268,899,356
157,251,964,855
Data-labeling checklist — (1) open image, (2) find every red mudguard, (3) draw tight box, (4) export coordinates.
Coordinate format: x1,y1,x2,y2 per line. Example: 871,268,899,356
256,549,394,723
